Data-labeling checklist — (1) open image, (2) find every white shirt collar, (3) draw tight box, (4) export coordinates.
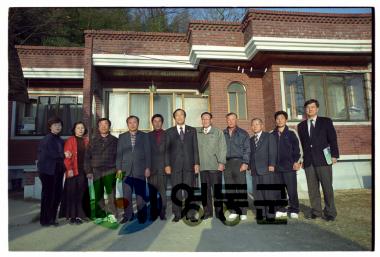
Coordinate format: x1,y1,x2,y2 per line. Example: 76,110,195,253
203,126,211,134
177,124,186,134
255,131,263,139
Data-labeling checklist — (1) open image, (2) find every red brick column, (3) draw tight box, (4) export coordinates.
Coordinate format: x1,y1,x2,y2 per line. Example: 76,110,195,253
83,33,94,137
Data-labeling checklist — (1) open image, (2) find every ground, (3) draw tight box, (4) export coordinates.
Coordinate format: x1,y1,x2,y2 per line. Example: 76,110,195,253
8,189,372,251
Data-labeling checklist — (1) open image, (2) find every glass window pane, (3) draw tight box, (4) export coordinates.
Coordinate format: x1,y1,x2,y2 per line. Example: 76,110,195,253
108,93,128,136
303,75,326,116
153,94,173,130
36,96,57,135
176,94,183,109
229,93,237,114
326,76,347,120
238,93,247,119
346,75,367,120
228,83,245,93
183,97,208,127
58,97,79,134
130,93,150,130
284,72,305,120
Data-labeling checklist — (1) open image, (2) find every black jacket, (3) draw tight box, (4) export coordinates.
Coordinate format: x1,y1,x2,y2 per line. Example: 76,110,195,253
165,125,200,172
37,132,64,175
297,116,339,167
271,126,302,172
223,126,251,164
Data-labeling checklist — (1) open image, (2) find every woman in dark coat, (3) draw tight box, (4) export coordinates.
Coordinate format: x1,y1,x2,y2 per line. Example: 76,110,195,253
59,122,89,224
37,117,65,226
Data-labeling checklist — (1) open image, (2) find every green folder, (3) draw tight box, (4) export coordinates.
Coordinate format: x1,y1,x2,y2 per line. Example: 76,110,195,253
323,146,333,165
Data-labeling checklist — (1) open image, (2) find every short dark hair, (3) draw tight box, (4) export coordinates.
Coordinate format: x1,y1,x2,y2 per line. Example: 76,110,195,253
71,121,88,136
251,117,263,124
97,118,111,127
47,116,63,131
274,111,288,120
151,114,164,123
226,112,238,118
201,112,213,119
126,115,139,124
173,108,186,118
304,99,320,108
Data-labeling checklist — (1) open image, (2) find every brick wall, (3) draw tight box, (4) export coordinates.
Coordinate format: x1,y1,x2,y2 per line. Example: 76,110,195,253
242,10,372,44
16,46,84,68
188,21,244,47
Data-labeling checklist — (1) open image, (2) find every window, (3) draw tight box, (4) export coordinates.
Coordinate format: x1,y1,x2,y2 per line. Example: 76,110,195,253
284,72,369,121
15,95,83,136
228,83,247,119
106,91,208,136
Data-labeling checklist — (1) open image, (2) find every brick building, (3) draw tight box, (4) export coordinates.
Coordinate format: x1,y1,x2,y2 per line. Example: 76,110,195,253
9,9,373,198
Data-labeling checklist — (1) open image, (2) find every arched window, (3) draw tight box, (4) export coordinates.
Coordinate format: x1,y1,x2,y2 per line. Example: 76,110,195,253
228,82,247,119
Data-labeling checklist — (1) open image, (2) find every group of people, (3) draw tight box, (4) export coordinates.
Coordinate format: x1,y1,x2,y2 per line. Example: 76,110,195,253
37,98,339,226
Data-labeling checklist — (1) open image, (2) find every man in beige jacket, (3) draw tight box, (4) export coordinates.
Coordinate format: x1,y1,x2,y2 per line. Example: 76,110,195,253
197,112,227,220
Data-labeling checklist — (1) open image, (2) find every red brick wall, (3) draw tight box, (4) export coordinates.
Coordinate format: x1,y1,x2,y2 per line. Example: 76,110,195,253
189,22,243,47
24,172,38,186
207,71,265,134
242,10,372,44
16,46,84,68
9,140,39,165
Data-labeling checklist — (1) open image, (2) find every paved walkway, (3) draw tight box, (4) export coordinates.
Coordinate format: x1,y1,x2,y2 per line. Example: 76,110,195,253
9,197,367,251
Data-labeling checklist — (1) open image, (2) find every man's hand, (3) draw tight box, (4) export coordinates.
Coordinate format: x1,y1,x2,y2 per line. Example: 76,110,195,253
293,162,301,171
332,157,337,165
218,163,225,172
268,166,275,172
240,163,248,172
86,173,93,180
194,164,200,174
145,168,151,178
164,166,171,175
67,170,74,178
64,151,72,159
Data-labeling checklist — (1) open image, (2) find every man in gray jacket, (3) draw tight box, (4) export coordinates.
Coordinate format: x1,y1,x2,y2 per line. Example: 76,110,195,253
116,115,151,224
197,112,227,220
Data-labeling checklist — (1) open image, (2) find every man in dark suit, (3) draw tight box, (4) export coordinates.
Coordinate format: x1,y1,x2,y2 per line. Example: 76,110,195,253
148,114,168,221
165,108,200,222
297,99,339,221
116,115,151,224
249,118,277,220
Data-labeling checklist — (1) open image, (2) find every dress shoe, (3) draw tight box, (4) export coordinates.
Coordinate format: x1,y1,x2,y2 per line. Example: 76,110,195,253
172,216,180,222
75,218,83,224
323,215,336,222
69,218,76,224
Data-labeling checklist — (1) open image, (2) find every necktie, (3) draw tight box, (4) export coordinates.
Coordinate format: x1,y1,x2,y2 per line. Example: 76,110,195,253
254,134,259,147
310,119,315,138
180,126,184,141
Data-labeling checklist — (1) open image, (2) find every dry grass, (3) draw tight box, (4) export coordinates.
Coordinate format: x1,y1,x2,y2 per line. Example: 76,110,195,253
299,189,373,250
